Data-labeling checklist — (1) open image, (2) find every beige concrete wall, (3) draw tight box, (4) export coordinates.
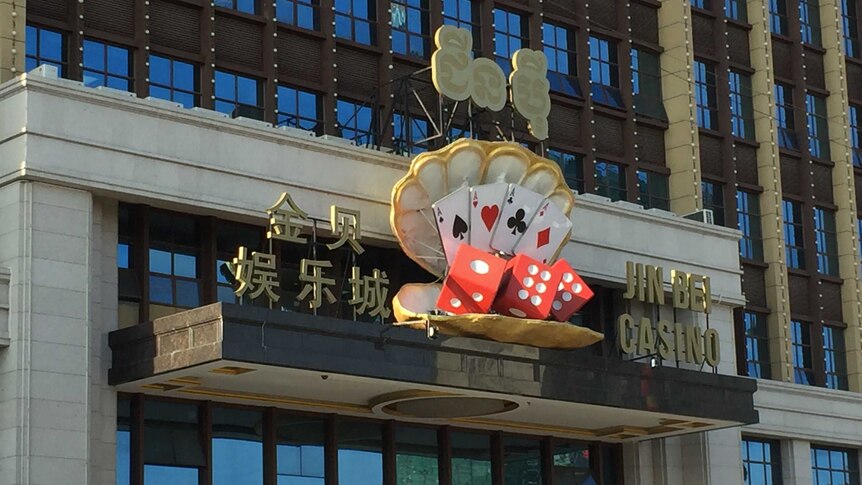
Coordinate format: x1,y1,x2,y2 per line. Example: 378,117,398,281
0,0,25,83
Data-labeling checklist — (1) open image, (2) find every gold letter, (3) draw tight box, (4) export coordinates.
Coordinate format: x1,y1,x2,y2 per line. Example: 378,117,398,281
637,317,655,355
684,324,704,365
623,261,636,300
672,270,690,309
702,276,712,314
646,265,665,305
674,323,686,362
704,328,720,367
618,314,636,354
657,320,673,360
689,274,705,312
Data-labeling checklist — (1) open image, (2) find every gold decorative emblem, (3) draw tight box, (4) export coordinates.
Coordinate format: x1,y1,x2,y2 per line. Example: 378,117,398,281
509,49,551,141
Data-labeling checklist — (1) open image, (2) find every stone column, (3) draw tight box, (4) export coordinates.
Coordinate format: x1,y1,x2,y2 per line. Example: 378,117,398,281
0,0,26,82
782,439,812,485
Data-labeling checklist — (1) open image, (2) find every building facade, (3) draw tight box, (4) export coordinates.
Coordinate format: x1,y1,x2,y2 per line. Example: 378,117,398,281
0,0,859,484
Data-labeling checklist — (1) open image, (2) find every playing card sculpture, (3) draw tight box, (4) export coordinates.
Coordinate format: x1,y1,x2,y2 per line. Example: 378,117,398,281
390,139,603,349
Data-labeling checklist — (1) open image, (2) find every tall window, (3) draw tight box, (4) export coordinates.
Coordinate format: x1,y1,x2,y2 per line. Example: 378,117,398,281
547,149,584,193
702,180,725,225
726,0,747,21
148,211,201,316
335,0,376,45
814,207,838,276
277,85,323,134
393,113,429,155
791,320,814,385
694,60,718,130
806,92,830,159
214,70,264,120
493,9,528,75
636,171,670,211
742,312,771,379
148,55,199,108
392,0,430,58
783,199,805,269
442,0,481,51
543,23,581,97
691,0,711,9
589,36,623,108
595,160,626,201
337,99,376,146
212,407,264,484
729,71,754,140
811,447,859,485
851,104,862,167
632,48,666,120
214,0,257,14
737,190,764,260
276,0,319,30
742,438,781,485
800,0,822,46
775,83,799,150
823,325,848,390
770,0,789,34
843,0,860,56
25,25,66,77
83,40,133,92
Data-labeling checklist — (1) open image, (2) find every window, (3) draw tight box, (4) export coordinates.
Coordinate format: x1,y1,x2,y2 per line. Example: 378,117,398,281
738,190,764,260
451,432,492,482
742,438,781,485
636,171,670,211
543,23,581,97
632,48,666,120
595,160,626,202
589,36,623,108
814,207,838,276
811,447,859,485
726,0,748,21
823,325,848,390
338,421,383,485
493,9,528,75
851,105,862,167
504,437,543,484
791,320,814,385
148,212,201,315
742,312,771,379
143,400,205,483
775,83,799,150
148,55,199,108
783,199,805,269
547,149,584,193
83,40,133,92
770,0,789,34
691,0,711,9
694,60,718,130
806,92,830,159
276,0,320,30
392,0,430,58
729,71,754,140
442,0,481,52
214,70,263,120
393,113,430,155
800,0,822,46
214,0,257,14
25,25,66,77
117,398,131,485
337,99,376,147
212,408,264,485
702,181,725,226
335,0,376,45
844,0,860,56
277,85,323,134
277,414,326,484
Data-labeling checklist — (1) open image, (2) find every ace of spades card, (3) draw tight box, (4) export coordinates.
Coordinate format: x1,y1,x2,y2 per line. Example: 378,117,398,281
490,185,547,255
512,200,573,264
468,183,508,253
432,185,471,267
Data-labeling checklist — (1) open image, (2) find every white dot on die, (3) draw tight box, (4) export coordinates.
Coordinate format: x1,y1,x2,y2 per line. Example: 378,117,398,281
509,307,527,318
535,283,547,294
518,289,529,300
540,270,551,281
530,295,542,306
562,292,572,302
558,282,564,291
522,276,534,288
572,283,582,294
472,292,484,302
563,273,574,283
450,298,462,308
527,264,539,275
553,301,562,311
470,260,490,274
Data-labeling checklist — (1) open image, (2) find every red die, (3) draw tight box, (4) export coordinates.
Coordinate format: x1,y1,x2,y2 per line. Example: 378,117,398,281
549,259,594,321
492,254,562,320
436,244,507,314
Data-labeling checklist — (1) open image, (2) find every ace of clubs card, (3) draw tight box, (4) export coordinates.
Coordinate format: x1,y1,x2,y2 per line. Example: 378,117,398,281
513,200,572,264
469,183,508,253
432,185,471,267
490,185,546,255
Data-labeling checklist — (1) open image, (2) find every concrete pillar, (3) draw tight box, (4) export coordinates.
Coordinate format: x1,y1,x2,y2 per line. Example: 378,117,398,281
679,430,743,485
782,439,812,485
0,0,26,83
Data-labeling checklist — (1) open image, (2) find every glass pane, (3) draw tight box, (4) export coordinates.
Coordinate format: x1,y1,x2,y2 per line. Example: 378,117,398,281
553,442,593,485
215,71,237,101
117,398,131,485
451,432,492,485
396,427,438,485
144,465,199,484
174,253,198,278
149,276,174,305
174,61,195,89
504,436,542,485
144,400,205,467
176,280,201,308
107,45,130,76
276,413,326,484
83,40,104,71
212,407,264,485
149,249,173,274
338,421,383,485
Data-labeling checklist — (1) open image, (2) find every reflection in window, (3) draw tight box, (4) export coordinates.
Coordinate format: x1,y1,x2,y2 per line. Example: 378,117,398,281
701,180,725,226
800,0,822,46
543,22,581,97
725,0,747,21
215,0,257,14
276,414,326,484
392,0,430,58
589,36,623,108
213,407,264,485
149,55,199,108
806,92,830,159
277,0,320,30
843,0,859,57
337,99,376,147
83,39,133,91
143,400,204,484
553,443,595,485
636,170,669,211
277,85,323,134
595,160,626,202
451,432,492,485
694,60,718,130
547,149,584,194
443,0,481,52
149,212,201,315
493,9,529,75
25,25,66,76
775,83,798,150
632,48,666,120
770,0,789,34
782,199,805,270
215,70,264,120
737,190,763,261
338,421,383,485
811,447,859,485
729,70,754,139
117,398,131,485
335,0,376,45
741,438,781,485
823,326,848,390
396,427,439,484
851,105,862,167
814,207,838,276
504,437,542,485
393,113,430,155
791,320,814,385
743,311,770,379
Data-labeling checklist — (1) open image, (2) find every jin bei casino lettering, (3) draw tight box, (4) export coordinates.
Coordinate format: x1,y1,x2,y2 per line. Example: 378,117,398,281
617,262,721,368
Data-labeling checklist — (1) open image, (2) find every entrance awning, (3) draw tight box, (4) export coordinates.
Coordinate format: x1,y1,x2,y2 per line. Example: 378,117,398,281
109,303,757,442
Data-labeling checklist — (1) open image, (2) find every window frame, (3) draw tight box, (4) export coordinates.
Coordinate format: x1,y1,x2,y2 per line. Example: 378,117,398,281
851,104,862,167
694,59,719,130
214,0,258,14
800,0,823,46
442,0,482,52
770,0,789,34
393,112,431,155
595,160,627,202
588,35,623,108
775,83,799,150
636,170,670,211
737,190,764,261
843,0,860,57
214,69,265,120
811,446,860,485
547,149,585,194
276,84,324,135
334,0,377,45
725,0,748,22
276,0,321,30
783,199,806,270
391,0,431,58
729,70,754,140
741,311,771,379
791,319,814,385
701,180,725,226
543,22,582,98
493,8,530,75
741,437,782,485
822,324,848,390
148,54,200,108
82,38,134,92
632,47,667,120
25,25,67,77
805,92,831,160
814,206,838,276
337,98,378,147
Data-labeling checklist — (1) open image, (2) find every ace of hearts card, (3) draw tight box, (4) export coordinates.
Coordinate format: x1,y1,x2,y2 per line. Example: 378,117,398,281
468,183,508,253
432,185,471,267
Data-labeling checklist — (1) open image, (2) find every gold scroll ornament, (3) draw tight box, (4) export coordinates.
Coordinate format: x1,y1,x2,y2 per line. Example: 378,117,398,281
509,49,551,141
